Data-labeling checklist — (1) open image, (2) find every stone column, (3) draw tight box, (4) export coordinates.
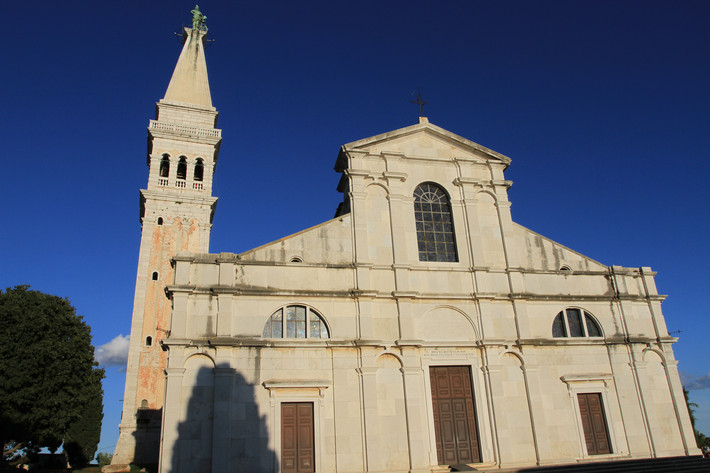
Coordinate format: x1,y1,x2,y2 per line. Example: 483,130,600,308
215,293,233,337
481,364,502,466
159,367,185,473
395,298,416,342
401,363,431,473
452,178,478,268
629,357,658,456
664,359,701,455
211,367,235,472
358,366,382,472
520,365,549,464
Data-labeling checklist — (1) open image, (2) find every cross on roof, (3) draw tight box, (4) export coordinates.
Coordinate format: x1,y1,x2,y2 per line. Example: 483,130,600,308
411,88,427,117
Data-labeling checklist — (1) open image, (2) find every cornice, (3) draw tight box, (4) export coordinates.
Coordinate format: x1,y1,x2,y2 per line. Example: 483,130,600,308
148,120,222,145
140,189,218,206
164,284,658,305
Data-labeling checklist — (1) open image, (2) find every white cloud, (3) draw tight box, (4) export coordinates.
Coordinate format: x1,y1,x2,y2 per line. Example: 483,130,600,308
679,370,695,386
95,334,130,367
681,371,710,390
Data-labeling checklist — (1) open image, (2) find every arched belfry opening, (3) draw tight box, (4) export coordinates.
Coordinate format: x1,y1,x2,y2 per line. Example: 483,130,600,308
176,157,187,181
194,158,204,181
159,155,170,178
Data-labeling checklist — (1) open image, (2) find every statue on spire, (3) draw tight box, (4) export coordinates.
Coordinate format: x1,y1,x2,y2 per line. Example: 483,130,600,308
190,5,208,32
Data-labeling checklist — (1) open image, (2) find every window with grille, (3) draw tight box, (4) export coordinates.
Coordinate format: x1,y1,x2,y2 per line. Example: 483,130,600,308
263,305,329,339
552,308,603,338
414,183,458,262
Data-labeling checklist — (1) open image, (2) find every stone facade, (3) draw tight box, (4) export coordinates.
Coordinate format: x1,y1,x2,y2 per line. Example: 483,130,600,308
112,20,699,473
158,119,699,473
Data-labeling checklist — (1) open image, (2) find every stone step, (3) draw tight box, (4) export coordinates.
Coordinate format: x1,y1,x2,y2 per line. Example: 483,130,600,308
506,456,710,473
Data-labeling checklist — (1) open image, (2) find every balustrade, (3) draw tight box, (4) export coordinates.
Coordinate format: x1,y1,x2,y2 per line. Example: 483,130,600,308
156,177,205,191
149,120,221,138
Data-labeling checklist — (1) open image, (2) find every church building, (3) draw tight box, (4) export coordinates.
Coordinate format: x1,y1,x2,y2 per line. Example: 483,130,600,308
109,15,700,473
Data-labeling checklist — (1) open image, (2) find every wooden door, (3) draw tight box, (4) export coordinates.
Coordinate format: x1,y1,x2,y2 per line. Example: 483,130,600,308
577,393,611,455
281,402,315,473
430,366,481,465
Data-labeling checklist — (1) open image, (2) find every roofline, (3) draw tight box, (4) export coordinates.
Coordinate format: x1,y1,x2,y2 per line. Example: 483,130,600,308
342,118,512,165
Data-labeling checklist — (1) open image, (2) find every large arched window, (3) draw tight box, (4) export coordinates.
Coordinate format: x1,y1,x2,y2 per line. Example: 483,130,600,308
413,183,458,262
262,305,329,339
552,308,602,338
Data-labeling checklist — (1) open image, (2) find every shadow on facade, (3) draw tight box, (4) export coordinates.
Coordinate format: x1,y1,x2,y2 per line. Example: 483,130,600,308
131,407,162,471
166,362,277,473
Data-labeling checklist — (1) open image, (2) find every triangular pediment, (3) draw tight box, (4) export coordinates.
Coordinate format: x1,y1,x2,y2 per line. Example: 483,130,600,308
341,118,511,165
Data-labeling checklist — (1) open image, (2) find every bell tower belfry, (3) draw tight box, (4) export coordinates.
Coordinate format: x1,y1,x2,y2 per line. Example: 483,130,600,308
109,10,221,470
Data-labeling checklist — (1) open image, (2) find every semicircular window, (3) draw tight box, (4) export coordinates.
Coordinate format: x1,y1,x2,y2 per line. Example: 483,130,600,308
552,308,603,338
263,305,330,339
413,182,458,262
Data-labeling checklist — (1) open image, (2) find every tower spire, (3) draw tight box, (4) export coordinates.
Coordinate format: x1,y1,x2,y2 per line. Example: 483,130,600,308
108,8,221,471
163,8,212,107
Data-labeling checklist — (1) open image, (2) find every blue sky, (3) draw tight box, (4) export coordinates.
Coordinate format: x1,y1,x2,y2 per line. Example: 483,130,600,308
2,0,708,456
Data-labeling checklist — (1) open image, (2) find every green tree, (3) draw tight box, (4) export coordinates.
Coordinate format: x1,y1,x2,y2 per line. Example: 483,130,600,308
96,452,113,468
64,366,104,467
0,286,105,467
684,387,710,449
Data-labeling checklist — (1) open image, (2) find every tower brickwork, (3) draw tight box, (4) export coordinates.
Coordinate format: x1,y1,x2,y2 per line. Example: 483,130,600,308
109,24,220,470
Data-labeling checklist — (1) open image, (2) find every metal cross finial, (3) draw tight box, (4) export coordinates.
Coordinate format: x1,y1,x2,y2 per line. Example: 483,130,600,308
411,88,427,117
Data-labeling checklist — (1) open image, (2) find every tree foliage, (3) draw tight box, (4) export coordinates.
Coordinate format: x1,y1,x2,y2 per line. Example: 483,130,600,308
684,387,710,449
96,452,113,468
0,286,105,467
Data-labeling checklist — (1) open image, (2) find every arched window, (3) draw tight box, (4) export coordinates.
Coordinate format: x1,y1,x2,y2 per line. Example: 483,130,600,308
151,272,158,281
159,155,170,178
145,336,152,347
552,308,602,338
413,182,458,262
157,217,163,226
262,305,329,339
194,158,204,182
176,157,187,180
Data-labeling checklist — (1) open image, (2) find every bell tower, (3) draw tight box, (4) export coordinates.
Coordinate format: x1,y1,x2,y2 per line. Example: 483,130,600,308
109,9,221,470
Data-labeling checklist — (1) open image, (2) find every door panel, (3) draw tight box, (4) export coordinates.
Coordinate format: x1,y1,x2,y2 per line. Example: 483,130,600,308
430,366,481,465
577,393,611,455
282,402,315,473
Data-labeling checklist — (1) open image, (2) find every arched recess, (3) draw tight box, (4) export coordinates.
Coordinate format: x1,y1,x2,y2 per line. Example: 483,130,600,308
642,347,666,364
641,349,684,452
363,183,393,264
375,354,409,471
177,354,215,471
375,350,404,367
415,306,478,341
475,191,505,267
496,352,537,465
